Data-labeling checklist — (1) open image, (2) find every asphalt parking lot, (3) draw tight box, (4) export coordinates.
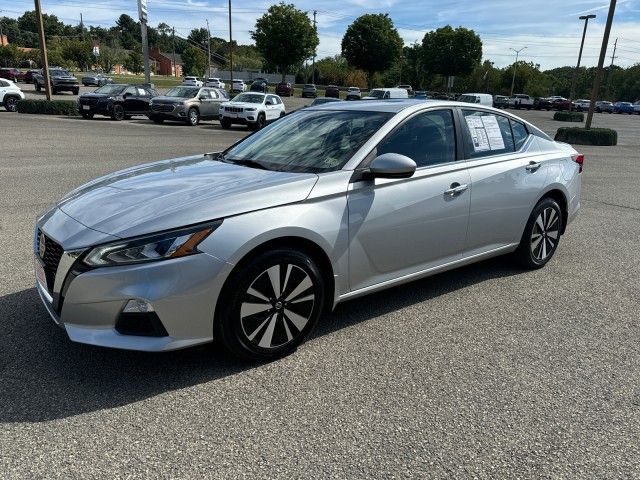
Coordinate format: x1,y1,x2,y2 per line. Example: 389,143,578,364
0,107,638,478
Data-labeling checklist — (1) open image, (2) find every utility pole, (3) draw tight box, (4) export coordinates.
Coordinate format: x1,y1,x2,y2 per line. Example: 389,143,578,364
569,14,596,109
610,37,618,66
172,27,177,77
138,0,150,83
228,0,233,88
206,19,211,78
509,46,527,96
34,0,52,100
586,0,617,129
311,10,317,84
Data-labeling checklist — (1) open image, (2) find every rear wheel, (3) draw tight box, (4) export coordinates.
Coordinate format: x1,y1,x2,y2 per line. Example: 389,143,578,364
515,198,563,269
4,96,19,112
35,82,42,92
111,104,125,121
215,249,325,361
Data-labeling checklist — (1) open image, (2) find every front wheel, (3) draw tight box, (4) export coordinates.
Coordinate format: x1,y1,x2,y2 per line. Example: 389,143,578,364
220,118,231,129
215,249,325,361
255,113,266,130
187,107,199,126
515,198,563,269
111,104,125,121
4,96,19,112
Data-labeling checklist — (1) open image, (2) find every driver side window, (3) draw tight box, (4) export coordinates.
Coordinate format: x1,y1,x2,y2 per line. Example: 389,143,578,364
377,109,457,168
124,86,137,96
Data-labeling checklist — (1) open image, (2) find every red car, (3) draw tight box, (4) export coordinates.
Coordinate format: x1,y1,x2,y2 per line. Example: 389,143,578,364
0,68,25,82
275,82,293,97
23,69,41,84
552,98,573,111
325,85,340,98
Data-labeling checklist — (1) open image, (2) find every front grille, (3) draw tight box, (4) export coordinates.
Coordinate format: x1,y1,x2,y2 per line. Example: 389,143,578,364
37,230,64,294
151,104,175,113
80,98,98,106
225,106,243,113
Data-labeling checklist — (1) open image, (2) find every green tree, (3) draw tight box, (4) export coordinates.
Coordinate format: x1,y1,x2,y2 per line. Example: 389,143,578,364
96,46,122,73
61,40,93,71
113,14,140,50
251,3,318,81
0,44,21,67
421,25,482,88
188,27,210,50
341,14,403,89
181,45,207,76
124,50,143,74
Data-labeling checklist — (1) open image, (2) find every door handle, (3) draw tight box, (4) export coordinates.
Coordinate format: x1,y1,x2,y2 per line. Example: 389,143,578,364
444,183,468,197
525,161,541,172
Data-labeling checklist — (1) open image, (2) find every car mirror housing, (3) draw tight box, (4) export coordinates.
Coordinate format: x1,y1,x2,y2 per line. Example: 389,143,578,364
366,153,417,179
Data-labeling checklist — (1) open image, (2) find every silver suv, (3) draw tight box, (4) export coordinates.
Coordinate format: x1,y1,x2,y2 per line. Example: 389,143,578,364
148,86,228,126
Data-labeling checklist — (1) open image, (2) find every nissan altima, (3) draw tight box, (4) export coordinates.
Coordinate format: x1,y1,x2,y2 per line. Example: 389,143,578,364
34,100,582,360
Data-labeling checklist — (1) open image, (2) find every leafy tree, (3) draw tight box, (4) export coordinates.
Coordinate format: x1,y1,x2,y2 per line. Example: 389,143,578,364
188,28,209,50
0,44,21,67
124,50,143,74
113,14,140,51
181,45,207,76
341,14,403,89
61,40,93,71
421,25,482,85
96,46,122,73
17,11,65,44
251,3,318,81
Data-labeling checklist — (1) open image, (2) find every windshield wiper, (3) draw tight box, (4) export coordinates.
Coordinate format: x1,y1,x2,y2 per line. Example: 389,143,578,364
219,155,270,171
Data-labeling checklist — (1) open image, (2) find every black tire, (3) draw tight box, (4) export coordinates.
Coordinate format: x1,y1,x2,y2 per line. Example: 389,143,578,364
4,96,19,112
80,112,94,119
111,104,125,121
255,113,266,130
515,197,563,269
72,88,79,95
152,117,164,124
35,82,41,92
187,107,199,126
279,111,286,118
214,249,325,361
220,118,232,129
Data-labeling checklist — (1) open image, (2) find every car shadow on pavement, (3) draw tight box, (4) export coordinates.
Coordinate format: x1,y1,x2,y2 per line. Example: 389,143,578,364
0,255,523,423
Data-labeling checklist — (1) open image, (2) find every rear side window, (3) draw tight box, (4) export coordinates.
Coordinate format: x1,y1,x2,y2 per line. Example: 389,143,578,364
511,120,529,150
377,109,456,168
0,79,9,87
462,109,515,158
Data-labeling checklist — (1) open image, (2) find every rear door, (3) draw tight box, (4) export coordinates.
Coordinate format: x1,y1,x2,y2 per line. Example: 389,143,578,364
347,108,471,291
265,95,280,120
198,89,215,119
459,108,551,255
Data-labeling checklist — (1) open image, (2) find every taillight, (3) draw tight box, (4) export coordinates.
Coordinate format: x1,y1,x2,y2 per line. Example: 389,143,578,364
572,154,584,173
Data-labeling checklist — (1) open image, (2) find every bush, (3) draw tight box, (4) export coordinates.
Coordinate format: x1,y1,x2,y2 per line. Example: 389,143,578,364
555,127,617,146
554,111,584,122
16,100,79,116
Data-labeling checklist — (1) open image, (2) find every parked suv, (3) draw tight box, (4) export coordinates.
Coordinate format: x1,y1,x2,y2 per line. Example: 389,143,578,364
595,101,614,113
508,94,534,109
34,68,79,94
302,84,317,98
325,85,340,98
250,79,269,93
573,99,591,111
231,79,246,93
77,83,157,120
183,77,203,87
149,86,226,126
82,72,113,87
205,78,225,89
346,86,361,100
534,97,553,110
219,92,285,130
275,82,293,97
0,68,25,82
0,78,25,112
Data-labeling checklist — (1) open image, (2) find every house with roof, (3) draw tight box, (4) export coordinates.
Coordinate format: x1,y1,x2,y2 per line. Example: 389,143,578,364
149,47,183,77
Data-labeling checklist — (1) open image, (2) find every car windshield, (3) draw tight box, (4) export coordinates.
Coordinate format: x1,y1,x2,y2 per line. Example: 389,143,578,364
50,69,71,77
232,93,264,103
94,84,126,94
311,98,340,105
165,87,200,98
221,110,393,173
304,84,315,88
367,89,385,99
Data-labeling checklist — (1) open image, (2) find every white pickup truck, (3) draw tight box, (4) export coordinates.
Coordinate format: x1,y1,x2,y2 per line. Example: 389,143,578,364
508,94,534,109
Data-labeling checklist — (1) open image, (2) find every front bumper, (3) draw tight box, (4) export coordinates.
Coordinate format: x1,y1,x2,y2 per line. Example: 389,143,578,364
35,221,234,352
220,112,258,124
79,101,113,116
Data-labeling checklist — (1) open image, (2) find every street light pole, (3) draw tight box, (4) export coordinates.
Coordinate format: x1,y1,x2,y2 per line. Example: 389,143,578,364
228,0,233,88
569,14,596,107
509,47,527,96
586,0,617,129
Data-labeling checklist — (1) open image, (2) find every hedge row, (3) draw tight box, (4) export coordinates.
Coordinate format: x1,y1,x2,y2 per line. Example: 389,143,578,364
16,100,79,116
555,127,617,146
554,111,584,122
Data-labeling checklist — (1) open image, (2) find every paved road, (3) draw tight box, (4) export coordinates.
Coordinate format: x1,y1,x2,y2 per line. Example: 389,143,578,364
0,110,638,478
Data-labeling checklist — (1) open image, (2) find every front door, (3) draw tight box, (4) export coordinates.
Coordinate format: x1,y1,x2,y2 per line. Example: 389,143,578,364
347,108,471,292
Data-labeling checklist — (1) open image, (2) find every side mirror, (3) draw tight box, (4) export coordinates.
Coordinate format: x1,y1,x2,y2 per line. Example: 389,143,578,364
265,100,273,105
123,92,132,98
366,153,416,179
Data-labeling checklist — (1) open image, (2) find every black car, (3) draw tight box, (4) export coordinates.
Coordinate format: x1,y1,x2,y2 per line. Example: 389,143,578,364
249,79,269,93
534,97,553,111
77,84,158,120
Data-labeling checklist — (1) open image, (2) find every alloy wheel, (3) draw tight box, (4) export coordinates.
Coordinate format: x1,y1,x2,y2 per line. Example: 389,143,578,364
5,97,18,112
531,207,560,261
188,108,199,126
240,264,315,350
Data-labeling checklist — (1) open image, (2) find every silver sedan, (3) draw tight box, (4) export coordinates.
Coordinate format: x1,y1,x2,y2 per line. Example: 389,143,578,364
34,100,582,360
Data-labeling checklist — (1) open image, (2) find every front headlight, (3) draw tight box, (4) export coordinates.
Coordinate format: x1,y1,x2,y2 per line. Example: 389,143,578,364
245,107,257,111
83,221,222,267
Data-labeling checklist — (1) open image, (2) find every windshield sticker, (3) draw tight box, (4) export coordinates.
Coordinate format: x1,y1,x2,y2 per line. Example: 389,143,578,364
466,115,505,151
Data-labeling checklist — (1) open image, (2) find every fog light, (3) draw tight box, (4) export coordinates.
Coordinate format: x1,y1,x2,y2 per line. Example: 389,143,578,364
123,299,154,313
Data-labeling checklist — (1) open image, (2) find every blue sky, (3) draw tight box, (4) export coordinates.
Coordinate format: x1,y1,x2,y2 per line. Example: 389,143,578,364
3,0,640,69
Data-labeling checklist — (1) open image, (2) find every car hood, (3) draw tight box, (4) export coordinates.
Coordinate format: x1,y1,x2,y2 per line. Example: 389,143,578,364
152,96,190,103
51,75,78,81
56,154,319,240
80,93,113,99
223,101,262,107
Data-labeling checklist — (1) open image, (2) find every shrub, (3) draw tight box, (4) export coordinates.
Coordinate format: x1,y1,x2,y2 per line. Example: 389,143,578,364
555,127,617,146
16,100,79,116
553,111,584,122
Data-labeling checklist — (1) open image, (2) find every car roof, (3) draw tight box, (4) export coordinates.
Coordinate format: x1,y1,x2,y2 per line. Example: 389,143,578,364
306,99,460,113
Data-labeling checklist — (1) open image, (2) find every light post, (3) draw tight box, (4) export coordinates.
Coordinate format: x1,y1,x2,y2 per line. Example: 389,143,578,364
569,14,596,109
228,0,233,88
509,46,527,96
